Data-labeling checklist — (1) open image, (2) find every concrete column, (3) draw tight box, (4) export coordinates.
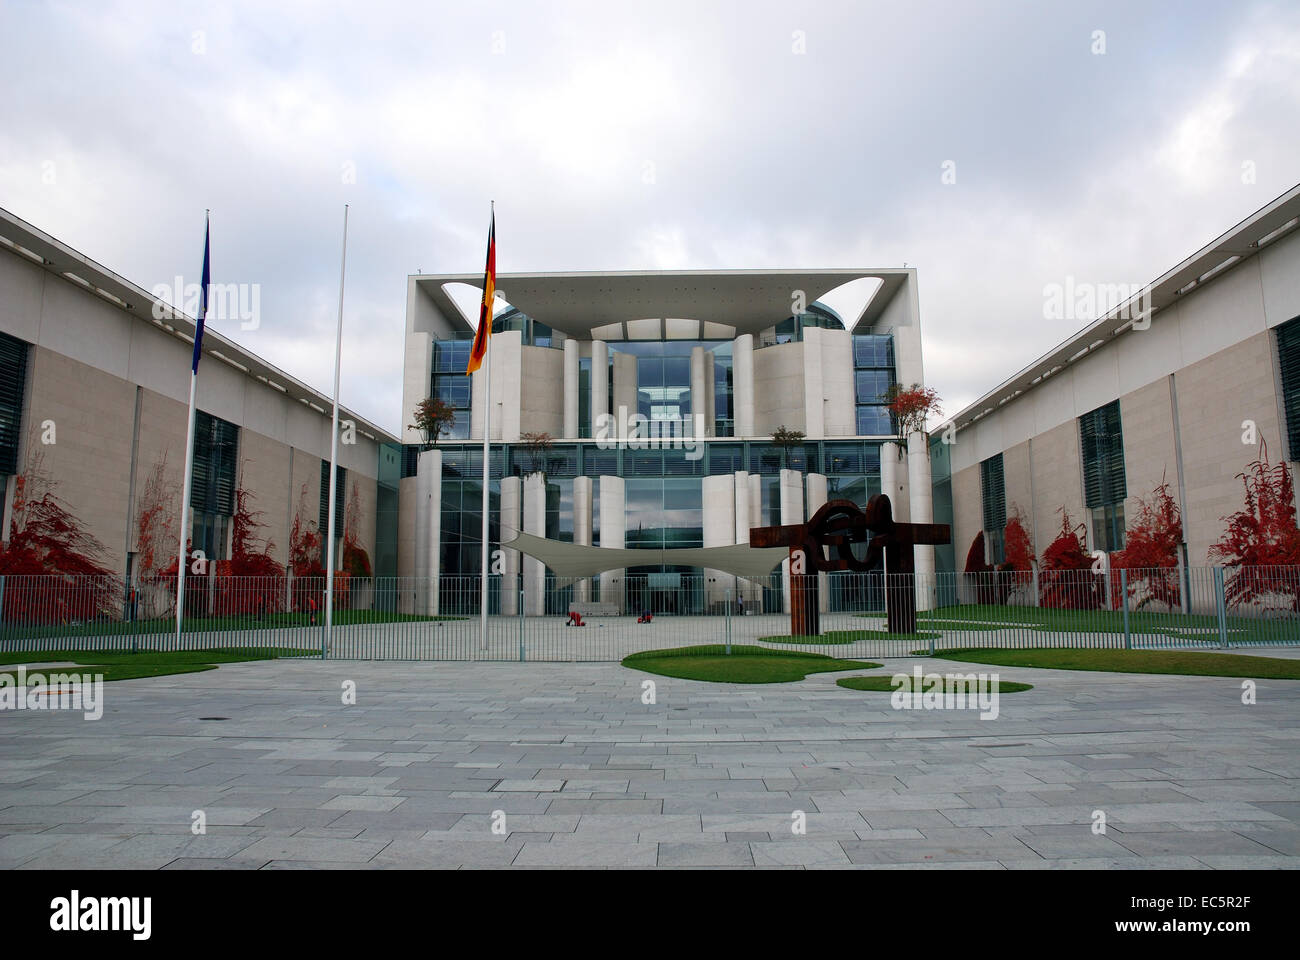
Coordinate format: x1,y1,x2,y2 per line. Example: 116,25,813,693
573,476,593,602
882,441,910,521
591,340,609,440
704,351,716,437
690,346,708,438
414,449,442,616
806,472,829,613
907,430,935,612
734,470,759,609
499,475,521,615
779,469,804,613
598,475,625,613
702,474,736,606
733,334,754,438
523,472,546,616
612,352,639,439
749,472,764,608
563,339,579,439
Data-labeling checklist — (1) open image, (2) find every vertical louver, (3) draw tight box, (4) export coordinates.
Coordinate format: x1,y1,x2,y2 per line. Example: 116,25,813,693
192,411,238,515
980,453,1006,532
1278,317,1300,462
320,459,345,532
0,332,29,476
1079,401,1126,508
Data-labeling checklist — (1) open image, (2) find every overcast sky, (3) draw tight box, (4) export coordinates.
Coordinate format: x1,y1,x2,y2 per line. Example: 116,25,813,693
2,0,1298,435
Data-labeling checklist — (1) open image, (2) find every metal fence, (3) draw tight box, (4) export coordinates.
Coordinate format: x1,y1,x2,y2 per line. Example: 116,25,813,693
0,565,1296,661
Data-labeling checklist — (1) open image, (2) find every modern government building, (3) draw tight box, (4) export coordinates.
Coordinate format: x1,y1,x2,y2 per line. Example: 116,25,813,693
938,183,1300,578
398,268,934,616
2,181,1298,621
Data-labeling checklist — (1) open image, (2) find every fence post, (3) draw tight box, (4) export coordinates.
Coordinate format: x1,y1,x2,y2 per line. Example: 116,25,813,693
1120,568,1131,650
725,588,732,656
1213,566,1228,649
518,587,525,662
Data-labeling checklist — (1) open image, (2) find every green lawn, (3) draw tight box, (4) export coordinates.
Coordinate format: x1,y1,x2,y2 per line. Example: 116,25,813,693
761,629,941,645
0,609,466,641
622,644,880,684
855,603,1299,646
836,674,1033,693
0,647,314,683
930,647,1300,679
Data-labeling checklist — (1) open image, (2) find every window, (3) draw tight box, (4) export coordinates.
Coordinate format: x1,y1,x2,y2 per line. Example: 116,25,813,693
0,331,29,476
852,333,895,437
1079,400,1126,550
980,453,1006,564
319,459,346,535
191,411,238,561
1277,316,1300,461
429,341,472,440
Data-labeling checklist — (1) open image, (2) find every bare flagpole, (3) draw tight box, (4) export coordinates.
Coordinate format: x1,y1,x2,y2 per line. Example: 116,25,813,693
324,204,349,656
175,210,210,649
479,201,494,651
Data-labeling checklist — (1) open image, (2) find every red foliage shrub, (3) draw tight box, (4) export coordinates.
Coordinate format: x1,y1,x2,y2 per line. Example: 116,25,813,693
1208,441,1300,611
1039,509,1102,609
212,478,285,617
1112,479,1183,610
0,458,119,623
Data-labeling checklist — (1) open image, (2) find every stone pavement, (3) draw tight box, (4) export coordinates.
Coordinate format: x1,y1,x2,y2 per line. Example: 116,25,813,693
1,655,1298,869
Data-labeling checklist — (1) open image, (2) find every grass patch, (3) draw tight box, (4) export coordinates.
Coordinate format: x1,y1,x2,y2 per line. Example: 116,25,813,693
622,644,880,684
0,646,313,683
835,674,1033,693
3,609,466,640
930,647,1300,679
761,629,941,645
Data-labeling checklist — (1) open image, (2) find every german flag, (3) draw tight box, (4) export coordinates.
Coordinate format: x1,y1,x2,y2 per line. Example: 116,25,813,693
465,207,496,375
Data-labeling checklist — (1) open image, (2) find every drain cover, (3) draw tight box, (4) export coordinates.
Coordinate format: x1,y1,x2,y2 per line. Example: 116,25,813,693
199,717,230,721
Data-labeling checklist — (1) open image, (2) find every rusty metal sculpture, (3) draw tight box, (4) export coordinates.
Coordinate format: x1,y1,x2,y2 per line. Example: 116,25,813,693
750,494,950,636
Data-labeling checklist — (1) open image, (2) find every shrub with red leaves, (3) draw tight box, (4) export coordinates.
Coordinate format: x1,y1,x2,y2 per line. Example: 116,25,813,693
0,459,120,623
1208,441,1300,612
1111,480,1183,610
212,480,285,617
1039,509,1102,609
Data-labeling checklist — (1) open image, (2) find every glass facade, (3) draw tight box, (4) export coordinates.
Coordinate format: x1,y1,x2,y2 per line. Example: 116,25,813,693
429,340,473,440
607,340,734,437
852,333,896,436
414,439,884,589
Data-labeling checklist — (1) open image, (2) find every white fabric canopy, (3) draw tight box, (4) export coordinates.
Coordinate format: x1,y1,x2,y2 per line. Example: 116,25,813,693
501,533,787,580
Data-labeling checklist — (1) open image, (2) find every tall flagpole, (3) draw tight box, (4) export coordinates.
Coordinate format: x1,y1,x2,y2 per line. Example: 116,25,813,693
175,210,210,648
479,201,494,651
325,204,349,656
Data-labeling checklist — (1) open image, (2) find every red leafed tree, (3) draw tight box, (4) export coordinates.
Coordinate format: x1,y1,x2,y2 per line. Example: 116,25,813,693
1038,509,1102,609
1112,479,1183,611
133,451,181,619
342,482,371,574
964,531,990,574
289,483,324,613
1002,506,1035,589
0,454,119,622
1208,441,1300,611
213,469,285,616
884,383,943,444
963,507,1035,605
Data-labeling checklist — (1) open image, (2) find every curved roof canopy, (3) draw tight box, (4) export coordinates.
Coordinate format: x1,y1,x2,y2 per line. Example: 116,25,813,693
502,533,787,580
415,269,909,340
